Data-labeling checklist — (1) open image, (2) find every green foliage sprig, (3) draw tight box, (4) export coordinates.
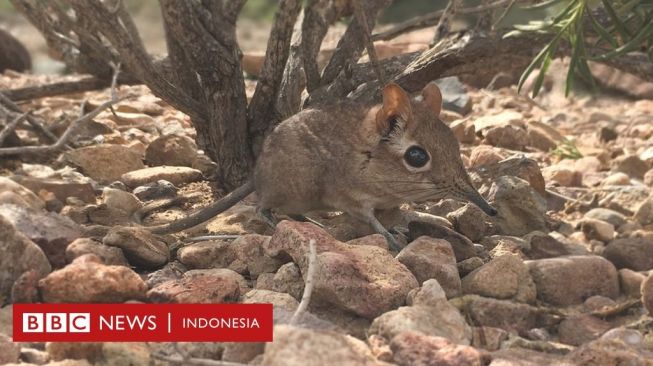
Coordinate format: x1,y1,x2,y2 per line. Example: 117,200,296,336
507,0,653,97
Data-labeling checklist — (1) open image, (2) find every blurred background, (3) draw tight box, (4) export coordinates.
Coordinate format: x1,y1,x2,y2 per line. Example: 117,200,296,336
0,0,547,74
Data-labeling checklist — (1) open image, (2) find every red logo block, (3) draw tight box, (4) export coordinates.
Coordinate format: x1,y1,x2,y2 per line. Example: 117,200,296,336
13,304,273,342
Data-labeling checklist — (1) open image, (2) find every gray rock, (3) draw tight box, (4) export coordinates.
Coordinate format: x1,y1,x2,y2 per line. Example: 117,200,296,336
0,334,20,364
584,208,627,228
103,226,169,269
260,325,379,366
120,166,202,188
408,221,476,261
145,134,197,167
272,263,304,301
436,76,472,115
64,144,145,183
0,215,51,303
526,255,619,305
132,180,178,201
604,237,653,271
0,203,82,268
397,237,461,298
454,295,539,333
558,315,612,346
487,176,548,236
462,254,536,303
446,203,490,242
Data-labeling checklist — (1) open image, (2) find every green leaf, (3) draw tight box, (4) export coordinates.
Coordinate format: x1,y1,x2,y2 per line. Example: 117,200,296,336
531,40,558,98
592,21,653,60
602,0,632,39
588,8,618,48
517,37,558,94
503,30,524,38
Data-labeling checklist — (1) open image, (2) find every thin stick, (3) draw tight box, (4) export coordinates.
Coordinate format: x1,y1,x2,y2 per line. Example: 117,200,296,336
0,93,59,142
1,76,114,102
291,239,317,325
0,112,28,146
184,235,241,242
351,0,386,85
492,0,518,30
0,64,124,156
151,353,246,366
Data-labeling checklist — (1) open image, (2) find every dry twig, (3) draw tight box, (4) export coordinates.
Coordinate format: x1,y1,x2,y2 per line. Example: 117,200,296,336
352,0,386,85
291,239,317,325
151,353,246,366
0,112,28,146
0,64,124,157
0,93,59,142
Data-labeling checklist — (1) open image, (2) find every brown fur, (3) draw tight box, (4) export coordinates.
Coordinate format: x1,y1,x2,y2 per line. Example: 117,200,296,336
255,83,494,239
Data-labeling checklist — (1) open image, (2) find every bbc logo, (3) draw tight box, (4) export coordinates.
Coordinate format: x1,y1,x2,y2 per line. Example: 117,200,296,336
23,313,91,333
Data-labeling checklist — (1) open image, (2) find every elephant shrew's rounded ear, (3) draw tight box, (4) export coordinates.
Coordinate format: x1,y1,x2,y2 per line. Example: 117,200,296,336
421,82,442,117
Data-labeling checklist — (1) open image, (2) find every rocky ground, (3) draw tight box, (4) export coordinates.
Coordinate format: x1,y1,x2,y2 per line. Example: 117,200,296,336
1,38,653,366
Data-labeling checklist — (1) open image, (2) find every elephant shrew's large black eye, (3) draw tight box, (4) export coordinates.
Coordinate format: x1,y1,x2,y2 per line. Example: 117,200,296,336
404,146,429,168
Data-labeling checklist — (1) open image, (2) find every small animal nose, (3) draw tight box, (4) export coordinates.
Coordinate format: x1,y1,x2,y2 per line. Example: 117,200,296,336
464,189,497,216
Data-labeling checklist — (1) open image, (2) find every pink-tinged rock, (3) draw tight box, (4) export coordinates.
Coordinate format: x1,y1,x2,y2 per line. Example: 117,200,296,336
0,203,82,268
397,237,461,298
469,146,504,167
563,337,653,365
369,303,471,345
462,254,536,303
484,124,528,150
492,348,570,366
526,255,619,306
231,234,285,278
145,134,198,167
265,221,418,319
147,268,244,303
12,176,95,203
0,215,51,302
390,331,489,366
542,165,582,187
65,238,129,266
64,144,145,183
408,221,476,261
39,254,146,303
260,325,379,366
0,176,44,209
